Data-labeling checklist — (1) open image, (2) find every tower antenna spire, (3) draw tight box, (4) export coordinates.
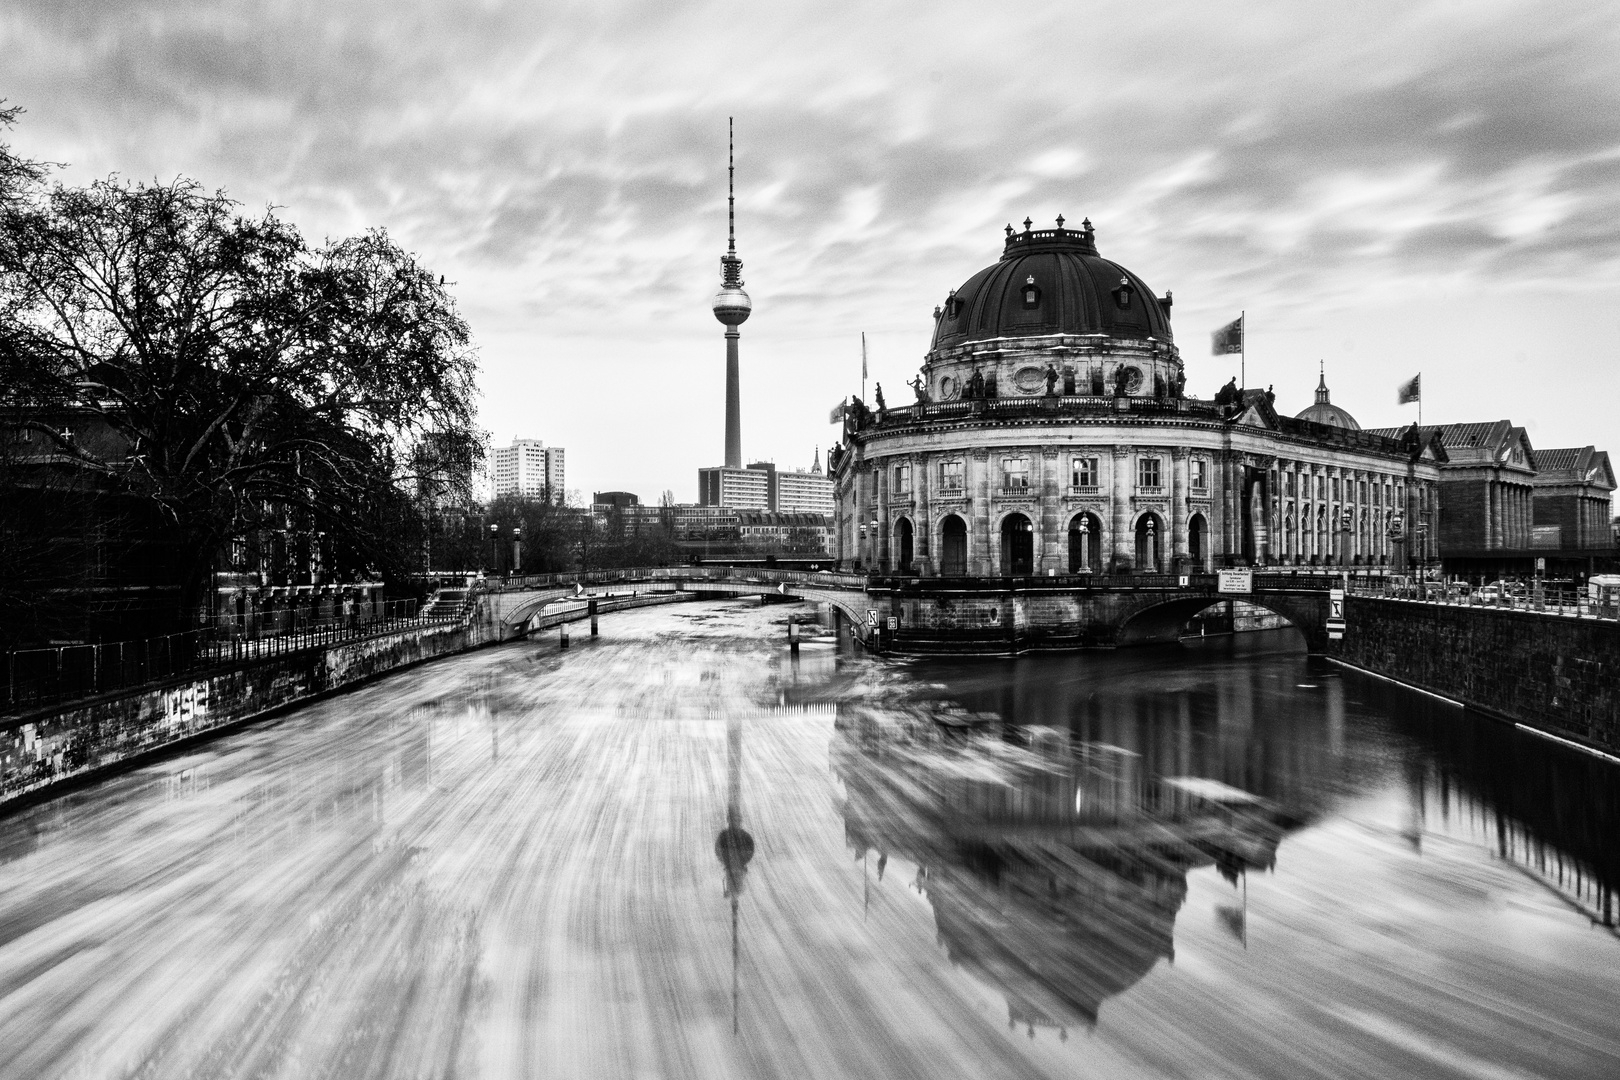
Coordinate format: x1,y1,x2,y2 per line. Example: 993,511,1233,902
712,117,752,469
728,116,736,255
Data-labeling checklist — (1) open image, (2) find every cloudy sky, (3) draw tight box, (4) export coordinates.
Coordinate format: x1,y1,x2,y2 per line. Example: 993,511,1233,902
5,0,1620,502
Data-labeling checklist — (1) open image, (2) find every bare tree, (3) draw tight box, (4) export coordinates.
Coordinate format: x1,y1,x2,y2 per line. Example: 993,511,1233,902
0,164,481,628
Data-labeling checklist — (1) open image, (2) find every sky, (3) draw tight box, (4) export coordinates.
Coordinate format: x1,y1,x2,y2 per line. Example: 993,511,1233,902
4,0,1620,503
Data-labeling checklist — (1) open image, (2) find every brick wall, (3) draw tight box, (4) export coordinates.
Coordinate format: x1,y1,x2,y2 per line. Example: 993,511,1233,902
1333,597,1620,755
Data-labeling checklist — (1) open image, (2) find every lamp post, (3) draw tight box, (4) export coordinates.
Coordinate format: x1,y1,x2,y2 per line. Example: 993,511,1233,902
871,517,881,573
511,526,523,579
488,522,499,576
1078,517,1090,573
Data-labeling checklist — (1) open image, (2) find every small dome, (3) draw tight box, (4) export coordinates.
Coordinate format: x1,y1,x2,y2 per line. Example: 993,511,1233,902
1295,370,1359,430
931,218,1173,350
713,285,752,326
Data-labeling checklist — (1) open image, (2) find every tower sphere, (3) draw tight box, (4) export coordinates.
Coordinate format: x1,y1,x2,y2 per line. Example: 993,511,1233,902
713,283,752,326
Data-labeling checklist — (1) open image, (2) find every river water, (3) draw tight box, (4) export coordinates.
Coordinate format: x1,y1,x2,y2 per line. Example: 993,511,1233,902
1,600,1617,1079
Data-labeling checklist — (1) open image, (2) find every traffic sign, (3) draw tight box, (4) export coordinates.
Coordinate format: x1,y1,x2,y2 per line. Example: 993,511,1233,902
867,609,879,626
1178,575,1190,588
886,616,898,630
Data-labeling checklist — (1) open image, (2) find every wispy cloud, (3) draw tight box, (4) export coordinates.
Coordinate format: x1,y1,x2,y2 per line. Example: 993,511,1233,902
6,0,1620,496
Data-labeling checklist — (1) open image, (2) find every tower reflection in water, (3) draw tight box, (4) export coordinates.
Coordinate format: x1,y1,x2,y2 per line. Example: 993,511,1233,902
833,708,1301,1036
715,713,754,1035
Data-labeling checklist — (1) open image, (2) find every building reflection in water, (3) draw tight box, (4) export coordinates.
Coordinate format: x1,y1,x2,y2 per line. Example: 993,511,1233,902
833,706,1301,1035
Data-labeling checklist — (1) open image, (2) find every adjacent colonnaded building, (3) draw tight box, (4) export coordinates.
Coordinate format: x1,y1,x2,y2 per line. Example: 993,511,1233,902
830,217,1447,576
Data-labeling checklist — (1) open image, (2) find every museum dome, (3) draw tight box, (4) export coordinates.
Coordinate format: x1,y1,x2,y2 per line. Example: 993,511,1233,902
930,217,1174,350
1295,371,1359,430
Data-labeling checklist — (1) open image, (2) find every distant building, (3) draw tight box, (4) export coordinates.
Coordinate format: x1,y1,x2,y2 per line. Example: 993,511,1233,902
735,510,834,554
491,438,564,501
1364,421,1535,558
776,452,835,513
592,491,640,511
698,456,833,513
698,463,773,510
1532,448,1615,551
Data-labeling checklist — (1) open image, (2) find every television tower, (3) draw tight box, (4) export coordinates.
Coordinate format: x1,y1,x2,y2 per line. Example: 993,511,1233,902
712,117,751,469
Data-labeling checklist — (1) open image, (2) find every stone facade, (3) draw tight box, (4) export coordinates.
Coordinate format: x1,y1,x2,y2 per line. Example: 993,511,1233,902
831,220,1444,575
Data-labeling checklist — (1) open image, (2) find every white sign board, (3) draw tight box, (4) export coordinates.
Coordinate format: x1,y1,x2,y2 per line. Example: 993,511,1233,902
867,609,879,626
886,616,898,630
1329,588,1345,621
1178,575,1190,588
1217,568,1253,594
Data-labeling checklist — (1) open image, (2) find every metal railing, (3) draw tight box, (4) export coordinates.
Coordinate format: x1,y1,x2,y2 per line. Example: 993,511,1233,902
5,591,479,716
1348,579,1620,621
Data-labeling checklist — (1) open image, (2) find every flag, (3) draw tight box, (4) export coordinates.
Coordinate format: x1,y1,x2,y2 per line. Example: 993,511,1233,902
1211,315,1243,355
828,399,847,424
1397,373,1421,404
861,332,868,379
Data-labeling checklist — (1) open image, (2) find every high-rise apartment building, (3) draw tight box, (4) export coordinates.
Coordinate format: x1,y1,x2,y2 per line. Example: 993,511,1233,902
491,438,565,501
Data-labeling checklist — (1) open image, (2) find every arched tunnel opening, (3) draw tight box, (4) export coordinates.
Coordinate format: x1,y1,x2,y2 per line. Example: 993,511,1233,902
1117,597,1306,649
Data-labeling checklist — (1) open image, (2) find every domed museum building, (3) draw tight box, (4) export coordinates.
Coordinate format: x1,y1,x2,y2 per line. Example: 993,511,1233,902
829,218,1447,576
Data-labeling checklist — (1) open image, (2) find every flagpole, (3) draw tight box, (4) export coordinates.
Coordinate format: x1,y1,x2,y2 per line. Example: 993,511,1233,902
1240,310,1246,389
861,332,867,403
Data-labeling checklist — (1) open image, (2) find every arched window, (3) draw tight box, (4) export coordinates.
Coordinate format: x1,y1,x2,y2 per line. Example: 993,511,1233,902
940,515,968,576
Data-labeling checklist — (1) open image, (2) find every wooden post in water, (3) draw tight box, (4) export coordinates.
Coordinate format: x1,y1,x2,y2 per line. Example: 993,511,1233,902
560,622,570,649
589,599,599,636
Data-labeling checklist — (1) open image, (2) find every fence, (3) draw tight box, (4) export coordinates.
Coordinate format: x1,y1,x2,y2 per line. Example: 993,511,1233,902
6,593,476,716
1348,579,1620,622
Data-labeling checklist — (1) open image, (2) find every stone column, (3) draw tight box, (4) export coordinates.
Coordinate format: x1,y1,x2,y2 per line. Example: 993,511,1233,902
1111,447,1133,572
876,460,890,572
1170,447,1188,570
972,448,992,575
1040,447,1062,574
914,453,932,575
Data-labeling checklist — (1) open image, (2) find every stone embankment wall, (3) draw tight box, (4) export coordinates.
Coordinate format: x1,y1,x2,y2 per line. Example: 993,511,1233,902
1333,597,1620,756
0,589,712,813
0,615,498,812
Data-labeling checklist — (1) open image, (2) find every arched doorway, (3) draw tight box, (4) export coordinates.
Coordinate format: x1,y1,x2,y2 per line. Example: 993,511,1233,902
1000,513,1034,576
1134,513,1164,573
895,517,914,573
1187,513,1207,572
940,515,968,576
1067,512,1102,573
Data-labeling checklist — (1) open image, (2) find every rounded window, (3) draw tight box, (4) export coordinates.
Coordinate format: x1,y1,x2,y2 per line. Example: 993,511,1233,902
1121,366,1144,394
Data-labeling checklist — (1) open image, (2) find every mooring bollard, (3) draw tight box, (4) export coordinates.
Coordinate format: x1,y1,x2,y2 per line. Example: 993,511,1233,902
560,623,570,649
589,599,599,636
789,619,800,656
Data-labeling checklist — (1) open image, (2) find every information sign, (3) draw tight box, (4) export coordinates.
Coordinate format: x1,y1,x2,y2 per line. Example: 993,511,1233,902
886,616,898,630
1327,587,1346,640
1217,568,1253,594
1178,575,1190,588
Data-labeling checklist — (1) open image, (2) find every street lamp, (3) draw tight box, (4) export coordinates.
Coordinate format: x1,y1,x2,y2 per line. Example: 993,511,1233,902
1078,517,1091,573
511,526,523,578
488,522,499,576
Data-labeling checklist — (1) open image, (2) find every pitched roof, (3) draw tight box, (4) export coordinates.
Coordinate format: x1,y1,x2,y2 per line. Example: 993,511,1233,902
1363,421,1533,469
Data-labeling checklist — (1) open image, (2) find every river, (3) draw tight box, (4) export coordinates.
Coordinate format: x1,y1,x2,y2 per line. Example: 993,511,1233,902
0,600,1616,1079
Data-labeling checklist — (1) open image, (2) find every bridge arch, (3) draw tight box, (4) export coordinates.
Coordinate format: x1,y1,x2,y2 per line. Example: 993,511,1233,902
1113,591,1327,648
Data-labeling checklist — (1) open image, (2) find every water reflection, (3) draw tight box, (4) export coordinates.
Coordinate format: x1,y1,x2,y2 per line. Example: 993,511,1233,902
833,630,1620,1032
833,709,1296,1033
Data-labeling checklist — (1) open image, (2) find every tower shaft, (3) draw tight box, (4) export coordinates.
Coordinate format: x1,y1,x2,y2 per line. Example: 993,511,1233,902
725,328,742,468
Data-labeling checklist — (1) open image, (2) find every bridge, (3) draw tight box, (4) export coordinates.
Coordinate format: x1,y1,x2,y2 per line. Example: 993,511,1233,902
483,566,1338,653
